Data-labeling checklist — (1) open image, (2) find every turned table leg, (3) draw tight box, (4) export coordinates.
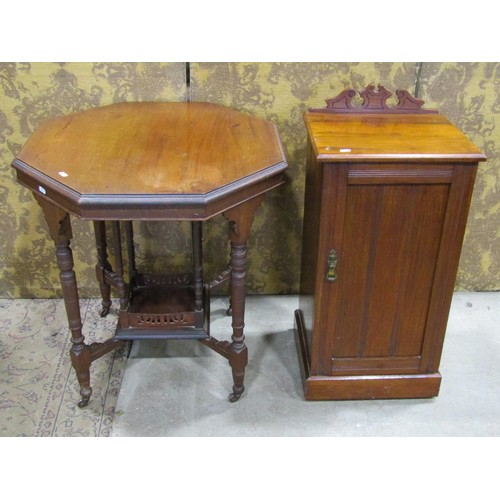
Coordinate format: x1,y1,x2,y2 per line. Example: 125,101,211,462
35,195,92,407
192,222,203,309
111,221,128,313
222,195,264,402
227,239,248,401
124,221,137,283
93,221,112,317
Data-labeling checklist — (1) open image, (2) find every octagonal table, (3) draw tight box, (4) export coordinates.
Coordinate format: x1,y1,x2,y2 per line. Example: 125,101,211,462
12,102,287,408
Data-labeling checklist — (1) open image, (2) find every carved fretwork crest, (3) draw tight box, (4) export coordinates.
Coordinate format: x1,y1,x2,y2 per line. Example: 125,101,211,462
310,85,438,114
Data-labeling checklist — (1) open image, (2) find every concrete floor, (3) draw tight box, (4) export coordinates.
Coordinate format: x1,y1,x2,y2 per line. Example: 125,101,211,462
111,292,500,437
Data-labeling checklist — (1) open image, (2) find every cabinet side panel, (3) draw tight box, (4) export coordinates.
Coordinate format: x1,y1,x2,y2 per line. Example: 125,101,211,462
298,141,323,353
420,164,478,372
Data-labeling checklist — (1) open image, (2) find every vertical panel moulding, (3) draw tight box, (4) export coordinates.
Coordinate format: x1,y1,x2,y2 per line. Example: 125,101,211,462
360,184,433,358
312,163,349,375
388,185,419,357
364,186,412,357
356,185,384,358
330,184,379,359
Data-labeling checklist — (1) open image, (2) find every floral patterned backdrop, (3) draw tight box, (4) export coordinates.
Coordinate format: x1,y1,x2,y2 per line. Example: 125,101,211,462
418,63,500,290
0,63,188,298
0,62,498,297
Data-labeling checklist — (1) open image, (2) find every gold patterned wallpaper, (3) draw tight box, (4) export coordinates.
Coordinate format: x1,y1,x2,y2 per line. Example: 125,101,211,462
0,62,498,298
418,63,500,290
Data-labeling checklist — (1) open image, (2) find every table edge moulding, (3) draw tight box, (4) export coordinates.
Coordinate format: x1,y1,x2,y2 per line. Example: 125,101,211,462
295,85,486,401
12,101,288,408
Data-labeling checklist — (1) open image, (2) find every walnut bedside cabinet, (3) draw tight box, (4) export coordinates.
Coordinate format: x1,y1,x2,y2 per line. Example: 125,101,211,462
295,85,486,400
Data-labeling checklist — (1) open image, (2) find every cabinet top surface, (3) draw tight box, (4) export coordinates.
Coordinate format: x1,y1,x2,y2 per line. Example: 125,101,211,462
12,102,287,196
304,112,486,163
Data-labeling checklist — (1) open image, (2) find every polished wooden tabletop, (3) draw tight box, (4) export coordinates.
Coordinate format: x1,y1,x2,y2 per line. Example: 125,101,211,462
12,102,287,219
15,102,286,195
305,112,486,163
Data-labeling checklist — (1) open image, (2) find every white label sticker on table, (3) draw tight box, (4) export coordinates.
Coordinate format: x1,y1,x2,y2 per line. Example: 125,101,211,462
38,186,46,195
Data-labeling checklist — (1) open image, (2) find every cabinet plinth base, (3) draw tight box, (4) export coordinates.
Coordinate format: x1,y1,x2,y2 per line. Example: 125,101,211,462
294,310,442,401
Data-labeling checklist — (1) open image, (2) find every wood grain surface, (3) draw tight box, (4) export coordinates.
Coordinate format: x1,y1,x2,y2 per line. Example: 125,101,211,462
16,102,286,195
305,112,486,163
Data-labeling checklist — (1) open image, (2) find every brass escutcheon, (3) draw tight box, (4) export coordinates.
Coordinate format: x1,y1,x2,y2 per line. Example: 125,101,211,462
326,249,338,282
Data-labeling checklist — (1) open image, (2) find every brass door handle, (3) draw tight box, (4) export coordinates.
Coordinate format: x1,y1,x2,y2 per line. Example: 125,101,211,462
326,249,338,282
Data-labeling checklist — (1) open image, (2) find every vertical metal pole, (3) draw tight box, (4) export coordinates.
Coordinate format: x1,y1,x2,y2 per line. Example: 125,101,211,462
186,62,191,102
414,62,423,98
